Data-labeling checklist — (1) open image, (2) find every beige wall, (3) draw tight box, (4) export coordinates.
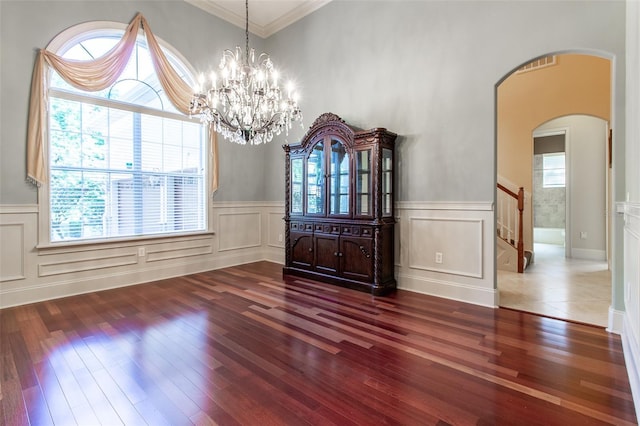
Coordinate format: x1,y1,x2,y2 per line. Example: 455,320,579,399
497,54,611,251
498,55,610,190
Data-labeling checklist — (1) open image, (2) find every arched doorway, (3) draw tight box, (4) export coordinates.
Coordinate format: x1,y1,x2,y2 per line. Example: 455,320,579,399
495,53,612,326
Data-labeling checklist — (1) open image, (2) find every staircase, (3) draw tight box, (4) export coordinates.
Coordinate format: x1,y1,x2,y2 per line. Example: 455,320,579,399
497,183,530,273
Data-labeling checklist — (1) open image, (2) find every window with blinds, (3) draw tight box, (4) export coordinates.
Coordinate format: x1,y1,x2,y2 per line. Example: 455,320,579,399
542,153,566,188
48,33,206,242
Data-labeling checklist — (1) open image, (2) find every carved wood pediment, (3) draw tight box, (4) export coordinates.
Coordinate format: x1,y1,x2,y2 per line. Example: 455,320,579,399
298,112,355,149
310,112,345,128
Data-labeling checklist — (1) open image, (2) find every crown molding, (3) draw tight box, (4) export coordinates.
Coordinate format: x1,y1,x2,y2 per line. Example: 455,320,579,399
263,1,331,38
184,0,331,38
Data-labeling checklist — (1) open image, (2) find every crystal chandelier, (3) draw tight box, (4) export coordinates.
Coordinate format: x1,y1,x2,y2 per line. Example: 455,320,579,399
190,0,303,145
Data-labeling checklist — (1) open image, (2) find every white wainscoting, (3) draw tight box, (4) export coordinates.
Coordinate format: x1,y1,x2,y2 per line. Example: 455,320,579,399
218,211,262,252
0,202,286,309
622,202,640,415
395,202,497,307
0,221,27,281
1,201,496,308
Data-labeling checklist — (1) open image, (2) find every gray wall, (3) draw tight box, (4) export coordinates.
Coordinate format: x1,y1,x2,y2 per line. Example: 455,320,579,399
263,0,626,204
0,0,269,203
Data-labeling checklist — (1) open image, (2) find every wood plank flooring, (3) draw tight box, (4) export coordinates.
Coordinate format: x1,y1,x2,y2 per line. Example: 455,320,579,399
1,261,637,425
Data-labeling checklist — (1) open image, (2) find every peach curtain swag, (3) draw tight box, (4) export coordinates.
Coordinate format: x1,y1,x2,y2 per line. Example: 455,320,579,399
27,13,218,194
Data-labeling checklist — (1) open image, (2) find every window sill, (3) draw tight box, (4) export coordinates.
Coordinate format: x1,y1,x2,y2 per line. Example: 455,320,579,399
36,230,216,253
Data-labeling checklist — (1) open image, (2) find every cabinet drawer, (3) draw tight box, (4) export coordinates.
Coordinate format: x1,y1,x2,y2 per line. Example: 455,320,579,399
330,224,341,234
341,225,359,236
310,224,332,234
290,222,314,232
360,226,373,237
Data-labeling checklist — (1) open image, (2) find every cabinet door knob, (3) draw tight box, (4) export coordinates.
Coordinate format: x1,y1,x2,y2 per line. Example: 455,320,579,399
334,251,338,256
308,248,313,252
338,252,343,257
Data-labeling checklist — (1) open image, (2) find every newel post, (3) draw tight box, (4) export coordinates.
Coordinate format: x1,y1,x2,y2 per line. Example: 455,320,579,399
517,187,524,273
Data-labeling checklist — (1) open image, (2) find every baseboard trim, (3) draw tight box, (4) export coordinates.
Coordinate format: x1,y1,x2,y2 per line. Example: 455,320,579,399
397,273,497,308
606,306,624,334
262,246,285,265
622,314,640,422
571,248,606,261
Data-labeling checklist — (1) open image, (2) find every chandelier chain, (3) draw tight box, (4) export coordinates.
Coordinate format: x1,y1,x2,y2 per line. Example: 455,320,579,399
245,0,249,64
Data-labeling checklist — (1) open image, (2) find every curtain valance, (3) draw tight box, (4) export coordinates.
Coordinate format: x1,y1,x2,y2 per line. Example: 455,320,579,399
26,13,218,194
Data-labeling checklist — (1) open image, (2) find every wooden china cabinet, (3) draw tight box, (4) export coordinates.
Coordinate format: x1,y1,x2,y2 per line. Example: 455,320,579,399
283,113,397,295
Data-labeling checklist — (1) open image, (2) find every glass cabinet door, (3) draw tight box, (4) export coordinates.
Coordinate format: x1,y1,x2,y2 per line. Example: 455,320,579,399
329,139,349,215
355,149,371,216
382,148,393,216
306,141,325,214
290,158,303,214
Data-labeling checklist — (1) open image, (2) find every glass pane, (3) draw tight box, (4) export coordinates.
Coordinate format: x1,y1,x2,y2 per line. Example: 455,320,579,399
356,150,371,216
50,170,107,241
307,142,325,214
291,158,303,214
50,129,81,168
543,153,565,188
109,108,134,170
109,79,163,110
330,139,349,215
82,134,107,169
543,153,564,169
382,148,393,216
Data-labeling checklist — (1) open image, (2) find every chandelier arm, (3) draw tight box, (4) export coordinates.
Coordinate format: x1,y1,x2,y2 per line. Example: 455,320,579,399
216,112,241,133
222,86,249,120
250,114,280,133
249,94,265,127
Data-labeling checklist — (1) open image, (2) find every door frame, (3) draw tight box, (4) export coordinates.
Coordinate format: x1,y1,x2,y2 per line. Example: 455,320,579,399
532,126,571,258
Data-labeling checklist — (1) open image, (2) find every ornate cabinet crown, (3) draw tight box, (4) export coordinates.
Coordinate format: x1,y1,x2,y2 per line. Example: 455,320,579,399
283,113,397,295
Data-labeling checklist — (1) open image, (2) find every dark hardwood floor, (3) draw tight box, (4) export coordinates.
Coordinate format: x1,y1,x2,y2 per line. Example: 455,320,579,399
1,261,637,425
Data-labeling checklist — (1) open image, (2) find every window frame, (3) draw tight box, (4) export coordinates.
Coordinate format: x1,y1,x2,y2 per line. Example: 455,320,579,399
37,20,211,248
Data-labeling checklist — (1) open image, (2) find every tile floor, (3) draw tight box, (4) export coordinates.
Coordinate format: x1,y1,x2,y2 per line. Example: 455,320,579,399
498,243,611,327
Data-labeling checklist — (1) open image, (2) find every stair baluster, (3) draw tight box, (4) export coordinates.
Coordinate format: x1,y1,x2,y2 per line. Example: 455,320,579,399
497,183,525,273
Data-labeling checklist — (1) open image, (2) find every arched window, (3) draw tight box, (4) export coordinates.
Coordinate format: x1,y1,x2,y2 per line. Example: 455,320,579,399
46,24,206,242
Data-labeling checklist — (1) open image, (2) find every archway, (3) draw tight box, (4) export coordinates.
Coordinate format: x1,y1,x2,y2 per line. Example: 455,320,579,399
495,53,612,326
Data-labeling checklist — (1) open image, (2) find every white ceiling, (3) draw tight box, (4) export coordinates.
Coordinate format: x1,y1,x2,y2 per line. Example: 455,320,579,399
184,0,332,38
